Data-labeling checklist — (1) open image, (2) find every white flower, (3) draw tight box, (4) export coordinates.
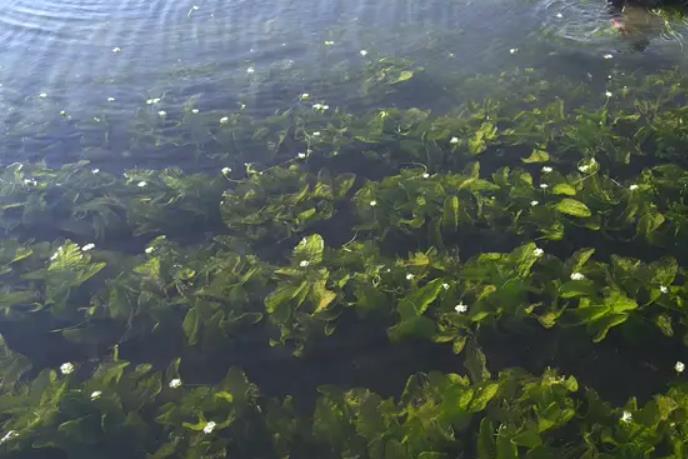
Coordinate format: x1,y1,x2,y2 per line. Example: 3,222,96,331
191,108,200,114
220,116,229,125
137,181,147,188
603,53,614,59
442,283,450,290
509,48,519,55
203,421,217,434
145,246,154,254
312,131,321,136
541,166,553,173
92,168,100,174
454,303,468,313
530,200,539,207
578,164,590,173
556,12,563,18
146,98,161,105
158,110,167,118
629,184,639,191
112,47,122,53
246,66,255,74
570,272,585,281
297,152,307,159
675,361,685,374
620,410,633,423
300,93,310,100
39,92,48,98
660,285,669,294
221,166,232,175
60,362,75,375
299,260,310,268
107,97,116,102
0,430,19,445
60,110,67,116
605,90,613,98
90,390,102,401
539,183,549,189
81,243,96,252
359,49,368,56
422,173,430,179
239,103,246,110
449,136,460,145
324,40,335,46
312,103,329,111
405,273,415,281
169,378,182,389
533,247,544,257
369,200,377,207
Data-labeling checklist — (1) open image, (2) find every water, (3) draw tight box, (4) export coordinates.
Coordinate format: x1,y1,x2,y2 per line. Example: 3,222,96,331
2,0,688,458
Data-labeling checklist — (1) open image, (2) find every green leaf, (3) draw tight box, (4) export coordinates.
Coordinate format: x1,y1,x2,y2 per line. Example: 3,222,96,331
183,307,201,346
555,198,592,218
521,148,550,163
294,234,325,265
441,196,460,232
552,183,577,196
391,70,414,84
399,279,444,317
464,340,491,383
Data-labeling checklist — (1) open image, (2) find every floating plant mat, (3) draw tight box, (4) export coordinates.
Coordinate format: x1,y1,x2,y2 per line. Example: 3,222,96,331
5,1,688,458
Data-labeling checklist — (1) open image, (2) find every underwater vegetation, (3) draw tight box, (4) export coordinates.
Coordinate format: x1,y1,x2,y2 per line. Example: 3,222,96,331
6,24,688,458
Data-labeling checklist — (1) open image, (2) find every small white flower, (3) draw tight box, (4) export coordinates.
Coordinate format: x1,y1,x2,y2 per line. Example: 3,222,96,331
146,98,161,105
530,200,539,207
0,430,19,445
605,90,613,98
246,66,255,74
158,110,167,118
203,421,217,434
39,92,48,98
449,136,460,145
312,103,329,111
169,378,182,389
539,183,549,189
299,260,310,268
620,410,633,423
239,103,246,110
145,246,154,254
533,247,544,257
23,178,37,186
107,97,116,102
675,361,685,374
81,243,96,252
405,273,415,281
92,168,100,174
60,110,67,116
570,272,586,281
454,303,468,313
297,152,307,159
112,47,122,54
90,390,102,401
660,285,669,294
442,283,450,290
509,48,519,55
359,49,368,56
313,131,321,136
629,184,639,191
541,166,553,173
556,12,563,18
191,108,200,114
369,200,377,207
220,116,229,125
221,166,232,175
578,164,590,173
137,181,147,188
300,93,310,100
60,362,75,375
603,53,614,59
422,172,430,179
324,40,335,46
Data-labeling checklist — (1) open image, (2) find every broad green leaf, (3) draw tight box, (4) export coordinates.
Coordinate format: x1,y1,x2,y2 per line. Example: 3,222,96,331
521,149,550,163
294,234,325,265
555,199,592,218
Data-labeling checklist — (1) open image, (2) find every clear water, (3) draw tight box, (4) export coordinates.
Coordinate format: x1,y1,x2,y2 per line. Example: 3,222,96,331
3,0,688,457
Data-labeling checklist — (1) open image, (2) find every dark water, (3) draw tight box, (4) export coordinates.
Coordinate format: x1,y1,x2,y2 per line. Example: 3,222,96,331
2,0,688,458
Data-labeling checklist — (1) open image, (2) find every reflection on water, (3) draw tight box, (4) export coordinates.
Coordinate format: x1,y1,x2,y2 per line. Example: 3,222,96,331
0,0,685,167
